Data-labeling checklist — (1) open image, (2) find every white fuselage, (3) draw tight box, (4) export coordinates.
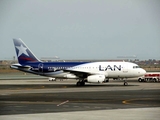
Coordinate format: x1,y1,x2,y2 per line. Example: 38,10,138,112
45,62,146,79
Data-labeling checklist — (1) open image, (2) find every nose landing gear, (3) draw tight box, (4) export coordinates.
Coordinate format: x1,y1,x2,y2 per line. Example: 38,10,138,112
123,79,128,86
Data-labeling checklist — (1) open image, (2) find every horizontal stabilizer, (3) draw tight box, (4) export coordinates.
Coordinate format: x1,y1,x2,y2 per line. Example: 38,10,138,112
10,63,31,70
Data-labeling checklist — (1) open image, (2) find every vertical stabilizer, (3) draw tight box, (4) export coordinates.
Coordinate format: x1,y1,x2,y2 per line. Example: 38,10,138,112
13,38,40,64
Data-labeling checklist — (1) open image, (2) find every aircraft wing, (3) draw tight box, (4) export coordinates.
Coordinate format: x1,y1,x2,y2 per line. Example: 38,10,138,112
63,69,99,78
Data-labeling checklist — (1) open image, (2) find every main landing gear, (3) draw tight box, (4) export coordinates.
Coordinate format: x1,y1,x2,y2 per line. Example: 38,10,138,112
76,80,85,86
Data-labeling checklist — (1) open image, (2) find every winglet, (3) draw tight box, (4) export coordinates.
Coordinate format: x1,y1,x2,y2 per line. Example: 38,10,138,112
13,38,41,64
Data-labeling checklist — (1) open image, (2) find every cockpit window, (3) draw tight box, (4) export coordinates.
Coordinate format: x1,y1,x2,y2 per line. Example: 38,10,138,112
133,66,140,68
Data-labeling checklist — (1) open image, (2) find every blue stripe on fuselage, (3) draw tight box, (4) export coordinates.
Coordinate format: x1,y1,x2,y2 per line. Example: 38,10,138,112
43,62,89,72
43,62,88,67
22,62,88,67
24,62,89,72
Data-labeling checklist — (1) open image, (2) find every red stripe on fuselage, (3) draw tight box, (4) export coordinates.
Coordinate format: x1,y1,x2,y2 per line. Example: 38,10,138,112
19,56,36,61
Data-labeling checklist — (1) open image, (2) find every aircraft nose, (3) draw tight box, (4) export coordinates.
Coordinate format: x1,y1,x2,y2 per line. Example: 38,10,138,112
139,68,146,75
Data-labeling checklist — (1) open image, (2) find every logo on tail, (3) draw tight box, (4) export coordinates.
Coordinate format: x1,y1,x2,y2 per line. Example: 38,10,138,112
13,38,40,64
16,44,29,57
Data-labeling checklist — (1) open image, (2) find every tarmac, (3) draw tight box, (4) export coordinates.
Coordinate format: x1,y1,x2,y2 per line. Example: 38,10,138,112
0,107,159,120
0,77,160,120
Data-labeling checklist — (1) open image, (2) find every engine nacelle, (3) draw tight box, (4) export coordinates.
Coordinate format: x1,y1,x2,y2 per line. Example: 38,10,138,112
87,75,105,83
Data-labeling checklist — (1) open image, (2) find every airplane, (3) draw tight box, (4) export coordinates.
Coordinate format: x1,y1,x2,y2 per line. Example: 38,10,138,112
11,38,146,86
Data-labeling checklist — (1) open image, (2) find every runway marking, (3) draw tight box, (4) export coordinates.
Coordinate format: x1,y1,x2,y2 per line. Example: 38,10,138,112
57,100,69,106
123,98,150,104
122,98,159,106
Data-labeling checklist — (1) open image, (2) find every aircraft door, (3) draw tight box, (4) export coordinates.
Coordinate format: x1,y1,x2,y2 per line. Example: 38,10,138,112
38,63,43,73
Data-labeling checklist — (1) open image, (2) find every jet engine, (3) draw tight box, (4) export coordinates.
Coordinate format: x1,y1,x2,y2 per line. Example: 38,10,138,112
87,75,105,83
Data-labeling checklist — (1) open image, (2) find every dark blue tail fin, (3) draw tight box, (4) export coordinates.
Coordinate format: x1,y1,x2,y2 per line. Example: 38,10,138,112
13,38,40,64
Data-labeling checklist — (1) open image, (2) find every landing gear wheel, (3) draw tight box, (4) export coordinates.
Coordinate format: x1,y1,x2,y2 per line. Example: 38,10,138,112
104,78,109,82
81,81,85,86
76,81,81,86
124,82,128,86
76,81,85,86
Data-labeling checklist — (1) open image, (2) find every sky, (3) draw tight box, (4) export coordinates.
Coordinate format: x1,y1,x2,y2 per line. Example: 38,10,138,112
0,0,160,60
